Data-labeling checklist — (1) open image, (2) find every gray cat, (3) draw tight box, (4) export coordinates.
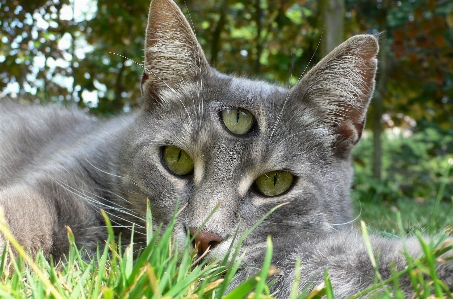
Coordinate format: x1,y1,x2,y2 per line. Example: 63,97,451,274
0,0,451,297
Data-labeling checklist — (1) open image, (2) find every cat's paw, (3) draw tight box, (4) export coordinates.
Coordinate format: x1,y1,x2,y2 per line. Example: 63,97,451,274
437,261,453,290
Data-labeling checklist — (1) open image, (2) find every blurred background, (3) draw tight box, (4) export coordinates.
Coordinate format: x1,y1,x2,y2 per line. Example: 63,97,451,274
0,0,452,228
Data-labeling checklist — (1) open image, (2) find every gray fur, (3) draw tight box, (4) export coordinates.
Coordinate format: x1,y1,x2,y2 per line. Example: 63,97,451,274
0,0,451,297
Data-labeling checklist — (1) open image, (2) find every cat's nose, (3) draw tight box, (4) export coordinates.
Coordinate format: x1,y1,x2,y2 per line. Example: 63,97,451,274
189,228,223,255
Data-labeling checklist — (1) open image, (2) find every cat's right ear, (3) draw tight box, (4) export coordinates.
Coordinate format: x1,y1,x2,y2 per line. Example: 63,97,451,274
291,35,378,157
141,0,210,108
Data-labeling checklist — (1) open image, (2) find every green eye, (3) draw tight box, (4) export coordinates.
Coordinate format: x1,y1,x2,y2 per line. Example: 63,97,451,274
255,171,294,197
221,107,254,135
163,146,194,176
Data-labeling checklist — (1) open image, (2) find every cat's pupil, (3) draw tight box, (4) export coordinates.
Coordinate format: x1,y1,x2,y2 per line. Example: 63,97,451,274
177,149,182,161
273,173,278,186
221,107,255,135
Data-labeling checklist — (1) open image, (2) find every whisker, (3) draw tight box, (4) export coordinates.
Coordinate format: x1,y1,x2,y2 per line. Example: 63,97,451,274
93,187,132,205
270,32,323,140
107,219,146,236
269,90,291,140
297,30,323,82
82,153,128,180
331,200,362,227
50,177,146,225
76,224,146,237
143,63,193,126
49,181,146,236
182,1,196,35
108,52,144,69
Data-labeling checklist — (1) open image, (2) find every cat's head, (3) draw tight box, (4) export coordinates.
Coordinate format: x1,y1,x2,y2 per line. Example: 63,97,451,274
119,0,378,262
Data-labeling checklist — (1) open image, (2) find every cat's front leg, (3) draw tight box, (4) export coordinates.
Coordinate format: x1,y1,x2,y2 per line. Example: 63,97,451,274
0,184,63,260
0,181,106,264
437,261,453,290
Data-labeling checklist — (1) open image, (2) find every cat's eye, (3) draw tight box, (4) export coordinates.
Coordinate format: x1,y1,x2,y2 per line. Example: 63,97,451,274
221,107,254,135
163,146,194,176
255,171,294,197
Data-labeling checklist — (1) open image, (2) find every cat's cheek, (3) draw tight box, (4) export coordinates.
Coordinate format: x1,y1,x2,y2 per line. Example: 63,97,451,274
172,222,189,253
206,235,244,263
250,196,291,207
238,198,256,214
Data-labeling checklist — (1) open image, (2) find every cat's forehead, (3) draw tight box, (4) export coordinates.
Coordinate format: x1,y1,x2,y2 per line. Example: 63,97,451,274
228,77,287,101
205,73,289,115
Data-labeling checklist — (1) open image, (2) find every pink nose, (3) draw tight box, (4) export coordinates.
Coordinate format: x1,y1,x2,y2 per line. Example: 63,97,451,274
189,228,223,255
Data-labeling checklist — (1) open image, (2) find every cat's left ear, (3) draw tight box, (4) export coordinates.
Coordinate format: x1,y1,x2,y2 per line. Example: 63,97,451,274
141,0,210,108
292,35,378,157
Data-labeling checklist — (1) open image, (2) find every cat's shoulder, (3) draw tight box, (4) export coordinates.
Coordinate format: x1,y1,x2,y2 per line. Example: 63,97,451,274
0,98,92,121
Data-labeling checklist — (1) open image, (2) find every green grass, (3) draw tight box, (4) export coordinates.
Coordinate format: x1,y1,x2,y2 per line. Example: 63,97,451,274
1,200,452,299
0,204,290,299
0,196,452,298
354,198,453,236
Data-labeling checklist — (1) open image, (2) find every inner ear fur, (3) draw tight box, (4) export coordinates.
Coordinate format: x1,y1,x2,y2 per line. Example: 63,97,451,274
141,0,210,108
293,34,379,156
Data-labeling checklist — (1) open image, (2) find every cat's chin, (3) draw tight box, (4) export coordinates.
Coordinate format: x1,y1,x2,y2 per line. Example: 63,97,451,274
200,239,269,268
206,240,238,261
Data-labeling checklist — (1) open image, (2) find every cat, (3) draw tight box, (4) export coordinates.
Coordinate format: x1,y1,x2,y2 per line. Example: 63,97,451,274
0,0,452,297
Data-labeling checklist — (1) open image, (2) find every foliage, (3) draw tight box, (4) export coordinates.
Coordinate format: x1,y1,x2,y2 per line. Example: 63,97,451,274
1,0,452,120
353,123,453,203
0,0,323,114
1,0,452,179
0,0,71,101
345,0,453,128
386,1,453,129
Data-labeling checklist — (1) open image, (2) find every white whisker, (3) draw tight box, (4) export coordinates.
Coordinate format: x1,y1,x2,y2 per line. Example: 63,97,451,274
50,177,146,225
331,200,362,227
270,33,323,140
82,153,127,179
93,187,132,205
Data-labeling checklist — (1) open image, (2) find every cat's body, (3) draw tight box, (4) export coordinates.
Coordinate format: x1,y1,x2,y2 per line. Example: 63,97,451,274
0,0,451,297
0,102,141,257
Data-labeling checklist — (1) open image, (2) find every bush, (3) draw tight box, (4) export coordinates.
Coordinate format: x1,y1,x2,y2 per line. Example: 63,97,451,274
352,123,453,203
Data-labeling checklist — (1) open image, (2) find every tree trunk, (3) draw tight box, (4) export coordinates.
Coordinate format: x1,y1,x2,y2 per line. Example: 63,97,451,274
320,0,344,57
253,0,263,74
372,0,389,180
70,0,76,104
210,0,228,66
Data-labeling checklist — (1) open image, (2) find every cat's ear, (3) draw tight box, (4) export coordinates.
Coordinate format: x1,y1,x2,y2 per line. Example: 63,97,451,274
141,0,210,108
292,35,378,156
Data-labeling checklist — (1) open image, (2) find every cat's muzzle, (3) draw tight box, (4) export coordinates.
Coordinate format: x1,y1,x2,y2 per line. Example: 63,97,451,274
189,228,223,256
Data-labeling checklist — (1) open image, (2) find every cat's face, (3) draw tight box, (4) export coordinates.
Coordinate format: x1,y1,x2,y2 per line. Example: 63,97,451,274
118,0,378,263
